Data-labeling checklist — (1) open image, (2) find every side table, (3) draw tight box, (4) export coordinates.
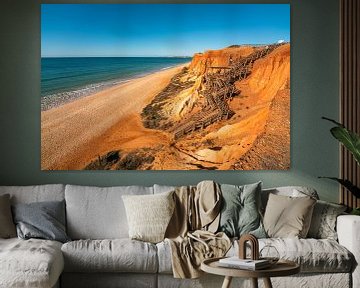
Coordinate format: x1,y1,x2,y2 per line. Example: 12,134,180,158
201,257,300,288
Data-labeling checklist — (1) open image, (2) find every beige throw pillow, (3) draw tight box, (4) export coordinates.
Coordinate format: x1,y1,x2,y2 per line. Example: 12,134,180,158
122,191,175,243
263,193,316,238
0,194,16,238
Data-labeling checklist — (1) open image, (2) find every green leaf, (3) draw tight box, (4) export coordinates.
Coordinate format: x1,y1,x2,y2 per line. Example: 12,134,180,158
319,177,360,198
351,208,360,215
330,127,360,165
321,116,344,127
322,117,360,165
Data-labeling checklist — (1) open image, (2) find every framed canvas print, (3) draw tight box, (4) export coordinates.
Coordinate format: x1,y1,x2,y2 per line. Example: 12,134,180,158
41,4,290,170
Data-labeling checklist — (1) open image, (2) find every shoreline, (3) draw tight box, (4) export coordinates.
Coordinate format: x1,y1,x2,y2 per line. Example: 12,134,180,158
41,63,189,170
41,63,190,111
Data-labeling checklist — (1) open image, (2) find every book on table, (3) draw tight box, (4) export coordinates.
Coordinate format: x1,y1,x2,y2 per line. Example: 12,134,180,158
218,257,271,270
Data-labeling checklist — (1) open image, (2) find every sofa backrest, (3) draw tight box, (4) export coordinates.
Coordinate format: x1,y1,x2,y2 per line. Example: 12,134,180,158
65,184,153,240
153,184,177,194
0,184,320,240
0,184,65,204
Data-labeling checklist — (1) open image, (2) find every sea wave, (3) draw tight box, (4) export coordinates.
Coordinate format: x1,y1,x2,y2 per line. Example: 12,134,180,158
161,66,175,70
41,79,128,111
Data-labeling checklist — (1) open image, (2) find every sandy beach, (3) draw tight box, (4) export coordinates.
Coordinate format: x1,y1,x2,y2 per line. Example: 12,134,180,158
41,64,188,170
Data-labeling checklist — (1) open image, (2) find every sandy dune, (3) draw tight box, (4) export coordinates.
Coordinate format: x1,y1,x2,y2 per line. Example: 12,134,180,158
41,65,187,170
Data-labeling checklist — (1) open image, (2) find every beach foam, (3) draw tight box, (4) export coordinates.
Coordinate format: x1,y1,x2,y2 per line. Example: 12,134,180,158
41,79,129,111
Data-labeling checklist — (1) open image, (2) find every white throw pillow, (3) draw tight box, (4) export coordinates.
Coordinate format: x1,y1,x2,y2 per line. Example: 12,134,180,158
122,191,175,243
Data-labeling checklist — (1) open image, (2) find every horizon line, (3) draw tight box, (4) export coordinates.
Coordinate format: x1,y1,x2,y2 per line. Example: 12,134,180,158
41,55,193,58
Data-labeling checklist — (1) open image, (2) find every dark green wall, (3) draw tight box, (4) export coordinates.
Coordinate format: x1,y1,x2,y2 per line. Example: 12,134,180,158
0,0,340,202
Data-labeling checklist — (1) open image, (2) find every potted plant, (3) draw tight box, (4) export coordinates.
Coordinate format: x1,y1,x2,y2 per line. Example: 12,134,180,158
320,117,360,215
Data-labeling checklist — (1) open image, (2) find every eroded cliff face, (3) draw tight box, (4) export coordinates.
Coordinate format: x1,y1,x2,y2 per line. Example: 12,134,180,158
207,44,290,168
157,44,290,170
189,46,255,76
148,44,290,170
237,44,290,102
86,44,290,170
153,46,262,127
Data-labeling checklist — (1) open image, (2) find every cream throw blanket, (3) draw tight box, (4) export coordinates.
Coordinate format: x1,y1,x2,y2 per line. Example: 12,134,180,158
165,181,231,278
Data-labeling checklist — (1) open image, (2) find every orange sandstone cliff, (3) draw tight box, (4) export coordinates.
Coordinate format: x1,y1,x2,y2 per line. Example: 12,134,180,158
85,44,290,170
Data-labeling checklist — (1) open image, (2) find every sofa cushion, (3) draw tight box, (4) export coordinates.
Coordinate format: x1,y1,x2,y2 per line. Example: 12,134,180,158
307,200,347,240
157,238,353,274
12,200,70,243
218,182,266,238
261,186,319,213
263,194,316,238
0,184,65,204
65,185,153,239
61,239,158,273
156,241,173,274
153,184,176,194
122,191,175,243
0,238,64,288
232,238,353,273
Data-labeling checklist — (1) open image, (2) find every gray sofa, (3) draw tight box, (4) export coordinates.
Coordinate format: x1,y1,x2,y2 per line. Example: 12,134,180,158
0,184,359,288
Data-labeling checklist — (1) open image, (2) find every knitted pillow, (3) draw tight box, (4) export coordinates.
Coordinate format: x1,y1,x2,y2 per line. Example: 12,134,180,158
122,191,175,243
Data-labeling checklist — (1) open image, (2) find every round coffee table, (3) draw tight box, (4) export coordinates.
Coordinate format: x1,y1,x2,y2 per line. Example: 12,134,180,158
201,257,300,288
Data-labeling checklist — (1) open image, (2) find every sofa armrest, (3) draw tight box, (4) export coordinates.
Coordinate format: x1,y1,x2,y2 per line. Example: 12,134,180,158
337,215,360,288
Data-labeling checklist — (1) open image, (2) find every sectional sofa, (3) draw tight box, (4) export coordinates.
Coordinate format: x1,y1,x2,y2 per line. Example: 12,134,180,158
0,184,359,288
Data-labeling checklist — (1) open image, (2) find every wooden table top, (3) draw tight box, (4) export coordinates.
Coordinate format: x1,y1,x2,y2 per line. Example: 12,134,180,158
201,257,300,278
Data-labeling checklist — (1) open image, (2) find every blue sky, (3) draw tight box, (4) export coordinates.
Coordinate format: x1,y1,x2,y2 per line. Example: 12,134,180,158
41,4,290,57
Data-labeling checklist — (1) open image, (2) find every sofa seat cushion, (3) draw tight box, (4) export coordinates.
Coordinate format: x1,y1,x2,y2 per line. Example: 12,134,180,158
157,238,353,274
0,238,64,288
229,238,354,273
62,239,158,273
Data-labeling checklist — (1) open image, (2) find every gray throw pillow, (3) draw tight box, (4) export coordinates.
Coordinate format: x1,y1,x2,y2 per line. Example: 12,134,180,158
12,200,70,243
218,182,266,238
0,194,16,238
307,200,347,240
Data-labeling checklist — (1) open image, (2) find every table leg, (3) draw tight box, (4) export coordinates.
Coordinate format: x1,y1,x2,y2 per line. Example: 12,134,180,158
263,277,273,288
221,276,233,288
251,278,258,288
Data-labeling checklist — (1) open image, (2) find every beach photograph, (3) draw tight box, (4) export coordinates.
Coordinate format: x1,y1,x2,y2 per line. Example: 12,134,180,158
41,4,290,170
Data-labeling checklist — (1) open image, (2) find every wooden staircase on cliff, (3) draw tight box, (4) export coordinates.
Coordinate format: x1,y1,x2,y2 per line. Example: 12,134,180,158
172,43,284,140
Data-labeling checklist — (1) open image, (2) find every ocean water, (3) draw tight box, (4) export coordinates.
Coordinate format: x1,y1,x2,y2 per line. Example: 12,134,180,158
41,57,191,109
